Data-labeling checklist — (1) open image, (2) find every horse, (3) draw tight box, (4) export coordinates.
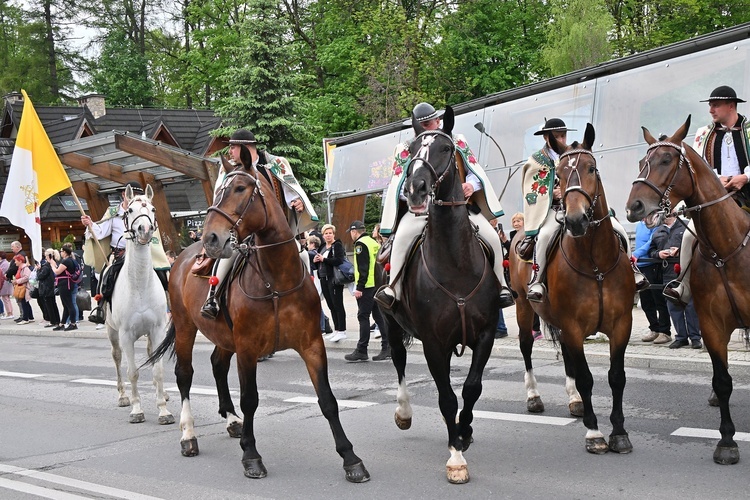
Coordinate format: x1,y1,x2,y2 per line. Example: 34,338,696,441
147,162,370,482
378,106,500,484
107,184,174,426
625,116,750,465
509,123,635,455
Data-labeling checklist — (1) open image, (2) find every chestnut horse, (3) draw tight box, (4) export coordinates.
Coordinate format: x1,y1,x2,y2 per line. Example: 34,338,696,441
378,106,500,484
509,124,634,455
626,116,750,465
148,163,369,482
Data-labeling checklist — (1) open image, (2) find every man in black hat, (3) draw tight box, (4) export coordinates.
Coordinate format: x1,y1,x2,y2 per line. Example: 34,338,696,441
665,85,750,306
81,181,170,323
376,102,514,310
520,119,647,302
201,128,319,319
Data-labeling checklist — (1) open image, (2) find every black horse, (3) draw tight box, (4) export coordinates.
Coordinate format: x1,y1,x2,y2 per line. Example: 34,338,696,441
378,106,500,484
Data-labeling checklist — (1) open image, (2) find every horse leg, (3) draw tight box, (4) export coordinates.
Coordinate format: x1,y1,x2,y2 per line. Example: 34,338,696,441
561,340,607,454
108,329,129,407
707,348,738,464
389,321,412,430
146,335,175,425
173,322,199,457
607,321,632,454
423,344,466,484
234,355,267,479
211,346,243,438
517,301,543,413
146,336,169,402
299,342,370,483
560,343,583,417
122,339,145,423
457,331,494,452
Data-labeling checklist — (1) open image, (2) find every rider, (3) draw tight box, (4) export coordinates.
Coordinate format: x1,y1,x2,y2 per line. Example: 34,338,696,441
664,85,750,306
374,102,514,310
200,128,319,319
518,118,648,302
82,181,170,324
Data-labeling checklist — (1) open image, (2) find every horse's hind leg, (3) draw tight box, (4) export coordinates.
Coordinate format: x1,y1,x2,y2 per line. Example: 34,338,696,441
299,342,370,483
211,346,242,438
146,335,175,425
607,320,632,454
516,300,543,413
108,329,129,407
172,322,199,457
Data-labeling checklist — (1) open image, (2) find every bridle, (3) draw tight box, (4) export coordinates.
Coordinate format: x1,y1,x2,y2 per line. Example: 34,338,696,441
558,149,607,228
407,130,466,208
123,196,158,245
631,141,696,218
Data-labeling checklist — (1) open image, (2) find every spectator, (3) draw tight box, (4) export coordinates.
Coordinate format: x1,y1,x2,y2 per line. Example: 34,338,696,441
314,224,347,342
49,243,80,331
343,221,389,362
11,254,33,324
0,251,14,319
6,241,27,323
634,219,671,342
649,214,702,349
37,249,61,328
307,234,332,335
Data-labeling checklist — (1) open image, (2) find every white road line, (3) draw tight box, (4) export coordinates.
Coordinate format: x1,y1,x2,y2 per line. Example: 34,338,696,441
285,396,378,408
71,378,118,386
0,370,44,378
165,386,237,396
0,464,163,500
473,410,577,426
672,427,750,442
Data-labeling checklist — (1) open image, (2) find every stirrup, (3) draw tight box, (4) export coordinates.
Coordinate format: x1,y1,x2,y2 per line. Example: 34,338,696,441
201,299,219,319
374,286,396,310
663,282,688,308
516,236,536,261
499,287,515,308
527,283,546,303
88,305,106,324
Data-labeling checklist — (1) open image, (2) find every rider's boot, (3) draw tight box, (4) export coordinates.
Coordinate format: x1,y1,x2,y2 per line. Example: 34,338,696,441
633,264,650,292
527,246,546,303
516,235,536,261
499,286,515,308
201,260,222,319
527,282,547,303
663,227,694,307
374,286,396,310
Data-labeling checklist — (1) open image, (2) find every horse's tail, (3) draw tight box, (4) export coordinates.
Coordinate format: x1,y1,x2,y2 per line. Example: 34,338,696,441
142,320,177,368
543,320,561,348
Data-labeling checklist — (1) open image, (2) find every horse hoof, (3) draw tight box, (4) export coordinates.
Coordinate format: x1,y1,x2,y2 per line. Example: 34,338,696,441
569,401,584,417
158,414,175,425
608,433,633,454
395,413,412,430
713,445,740,465
527,396,545,413
446,464,469,484
344,461,371,483
129,413,145,424
118,397,130,407
585,437,609,454
181,438,199,457
242,458,268,479
227,421,243,438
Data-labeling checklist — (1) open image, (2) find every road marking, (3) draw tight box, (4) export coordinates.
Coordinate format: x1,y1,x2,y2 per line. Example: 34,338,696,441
0,464,163,499
473,410,577,426
0,370,44,379
72,380,231,397
285,396,378,408
165,386,239,396
672,427,750,442
71,378,118,386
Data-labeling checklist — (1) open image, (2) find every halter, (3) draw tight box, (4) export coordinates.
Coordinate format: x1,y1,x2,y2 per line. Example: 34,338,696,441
123,196,158,245
406,130,466,208
632,141,695,217
558,149,606,227
207,169,268,250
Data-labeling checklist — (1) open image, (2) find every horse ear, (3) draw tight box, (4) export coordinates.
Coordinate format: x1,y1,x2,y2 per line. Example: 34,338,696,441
442,106,454,135
642,126,657,145
145,184,154,201
669,115,691,143
582,123,595,151
124,185,133,202
220,154,233,172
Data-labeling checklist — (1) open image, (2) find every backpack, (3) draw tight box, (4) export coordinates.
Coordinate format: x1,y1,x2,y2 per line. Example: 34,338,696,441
66,257,83,284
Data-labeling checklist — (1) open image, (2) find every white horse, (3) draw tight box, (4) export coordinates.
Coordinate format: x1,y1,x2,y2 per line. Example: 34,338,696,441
107,184,174,425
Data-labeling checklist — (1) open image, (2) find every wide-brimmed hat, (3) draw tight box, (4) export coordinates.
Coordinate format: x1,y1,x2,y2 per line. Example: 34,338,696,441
228,129,257,145
534,118,576,136
347,220,366,231
119,181,143,194
412,102,444,123
700,85,746,103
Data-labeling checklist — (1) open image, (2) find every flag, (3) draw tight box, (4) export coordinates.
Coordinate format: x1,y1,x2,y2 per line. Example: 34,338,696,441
0,89,72,262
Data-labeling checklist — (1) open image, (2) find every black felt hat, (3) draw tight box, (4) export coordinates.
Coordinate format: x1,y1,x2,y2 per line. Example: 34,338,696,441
412,102,444,123
534,118,576,136
119,181,143,194
228,129,257,144
700,85,746,103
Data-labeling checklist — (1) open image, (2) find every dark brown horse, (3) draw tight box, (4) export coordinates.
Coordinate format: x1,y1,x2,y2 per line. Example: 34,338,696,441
626,116,750,465
148,163,370,482
378,106,500,484
509,123,634,455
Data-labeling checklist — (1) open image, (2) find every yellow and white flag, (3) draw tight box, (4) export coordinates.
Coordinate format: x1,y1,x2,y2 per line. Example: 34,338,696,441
0,89,71,261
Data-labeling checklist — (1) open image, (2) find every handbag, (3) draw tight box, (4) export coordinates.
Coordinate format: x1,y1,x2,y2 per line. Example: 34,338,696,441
333,258,355,285
13,283,26,300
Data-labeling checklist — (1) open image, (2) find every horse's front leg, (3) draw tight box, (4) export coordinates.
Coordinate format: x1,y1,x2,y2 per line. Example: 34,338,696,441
122,339,144,423
108,328,129,407
300,340,370,483
173,324,198,457
561,339,606,454
607,317,632,454
560,340,583,416
211,346,242,438
423,344,465,484
457,329,494,452
517,301,544,413
236,356,266,479
707,342,738,464
388,321,412,430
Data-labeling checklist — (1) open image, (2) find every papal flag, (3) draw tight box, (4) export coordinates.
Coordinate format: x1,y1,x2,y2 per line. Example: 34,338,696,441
0,89,71,262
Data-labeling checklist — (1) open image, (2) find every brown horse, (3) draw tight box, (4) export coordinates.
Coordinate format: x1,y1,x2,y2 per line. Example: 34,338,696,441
509,123,635,455
378,106,501,484
148,164,370,482
625,116,750,465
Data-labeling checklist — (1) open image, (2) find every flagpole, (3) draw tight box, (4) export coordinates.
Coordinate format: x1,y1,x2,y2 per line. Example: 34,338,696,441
68,187,108,263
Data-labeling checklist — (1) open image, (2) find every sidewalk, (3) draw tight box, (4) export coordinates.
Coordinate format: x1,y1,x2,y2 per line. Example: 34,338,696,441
2,291,750,372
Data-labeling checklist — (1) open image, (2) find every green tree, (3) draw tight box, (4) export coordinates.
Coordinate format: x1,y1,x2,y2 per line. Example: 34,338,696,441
90,29,154,106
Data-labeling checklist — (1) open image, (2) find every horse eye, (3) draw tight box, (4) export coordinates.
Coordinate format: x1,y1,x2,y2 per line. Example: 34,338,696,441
235,185,246,193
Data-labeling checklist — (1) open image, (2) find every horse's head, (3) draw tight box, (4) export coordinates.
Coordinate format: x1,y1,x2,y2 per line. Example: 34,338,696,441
552,123,601,237
203,158,269,259
625,116,692,227
404,106,458,214
123,184,157,245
